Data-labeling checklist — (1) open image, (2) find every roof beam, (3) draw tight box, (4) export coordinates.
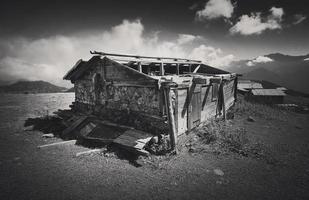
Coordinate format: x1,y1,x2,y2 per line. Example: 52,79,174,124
90,51,202,63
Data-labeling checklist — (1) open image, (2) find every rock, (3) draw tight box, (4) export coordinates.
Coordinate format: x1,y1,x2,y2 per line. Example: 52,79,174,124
13,157,21,161
150,136,159,144
213,169,224,176
247,116,255,122
189,146,197,153
23,125,34,131
42,133,54,138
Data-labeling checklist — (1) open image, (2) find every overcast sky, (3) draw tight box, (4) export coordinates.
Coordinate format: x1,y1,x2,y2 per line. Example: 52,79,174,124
0,0,308,87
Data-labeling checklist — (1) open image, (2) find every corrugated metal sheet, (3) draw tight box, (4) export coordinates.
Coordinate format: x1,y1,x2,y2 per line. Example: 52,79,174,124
251,89,286,96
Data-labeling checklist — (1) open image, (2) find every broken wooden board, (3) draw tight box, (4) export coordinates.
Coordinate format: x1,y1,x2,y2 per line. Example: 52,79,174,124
113,129,153,155
79,121,127,144
62,116,88,138
38,140,76,148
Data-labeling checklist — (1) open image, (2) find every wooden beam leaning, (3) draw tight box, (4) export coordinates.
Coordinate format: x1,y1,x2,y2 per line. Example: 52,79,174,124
38,140,77,149
162,82,178,154
90,51,202,63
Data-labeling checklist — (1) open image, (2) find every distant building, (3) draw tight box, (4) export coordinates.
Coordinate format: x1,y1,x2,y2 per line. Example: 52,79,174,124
276,87,288,91
245,89,286,104
237,80,263,94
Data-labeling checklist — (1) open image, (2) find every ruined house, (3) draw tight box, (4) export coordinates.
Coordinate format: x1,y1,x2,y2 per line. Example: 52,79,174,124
63,52,237,149
245,89,286,104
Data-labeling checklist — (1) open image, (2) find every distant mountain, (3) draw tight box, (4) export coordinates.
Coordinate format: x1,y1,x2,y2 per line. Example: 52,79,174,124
66,87,74,92
228,53,309,94
0,80,68,94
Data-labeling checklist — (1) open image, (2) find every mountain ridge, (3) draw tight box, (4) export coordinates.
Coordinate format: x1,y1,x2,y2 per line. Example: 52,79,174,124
0,80,68,94
227,53,309,94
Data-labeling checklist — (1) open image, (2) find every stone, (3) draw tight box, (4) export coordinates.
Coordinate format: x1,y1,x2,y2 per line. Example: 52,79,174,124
247,116,255,122
42,133,54,138
23,125,34,131
150,136,159,144
13,157,21,161
213,169,224,176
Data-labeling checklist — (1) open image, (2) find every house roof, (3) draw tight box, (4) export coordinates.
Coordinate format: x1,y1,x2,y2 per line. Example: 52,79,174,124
251,89,286,96
63,56,101,81
238,82,263,90
63,53,232,83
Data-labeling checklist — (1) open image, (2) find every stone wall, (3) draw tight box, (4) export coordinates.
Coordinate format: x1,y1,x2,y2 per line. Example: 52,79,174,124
73,61,167,135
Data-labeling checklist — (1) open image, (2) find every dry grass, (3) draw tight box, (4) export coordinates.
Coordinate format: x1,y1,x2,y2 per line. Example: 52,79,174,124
232,96,289,121
188,97,284,164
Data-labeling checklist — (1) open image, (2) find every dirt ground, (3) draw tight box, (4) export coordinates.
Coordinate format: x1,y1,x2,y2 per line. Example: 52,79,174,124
1,95,309,200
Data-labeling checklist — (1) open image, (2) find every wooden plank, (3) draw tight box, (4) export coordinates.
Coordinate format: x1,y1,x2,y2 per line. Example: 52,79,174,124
201,86,211,110
113,129,153,151
137,62,142,72
62,116,88,137
112,83,156,88
177,88,188,135
38,140,76,149
174,89,178,135
75,149,102,157
159,62,164,76
164,87,178,153
79,122,97,137
91,51,202,63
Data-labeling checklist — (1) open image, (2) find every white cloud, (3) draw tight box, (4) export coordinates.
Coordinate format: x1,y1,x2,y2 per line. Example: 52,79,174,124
177,34,199,45
230,7,284,35
246,56,273,66
196,0,234,20
189,45,235,67
0,19,235,87
293,14,307,25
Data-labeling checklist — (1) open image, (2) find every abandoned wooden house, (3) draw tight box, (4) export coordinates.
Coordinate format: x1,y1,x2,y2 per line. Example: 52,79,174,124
245,89,286,104
63,51,237,150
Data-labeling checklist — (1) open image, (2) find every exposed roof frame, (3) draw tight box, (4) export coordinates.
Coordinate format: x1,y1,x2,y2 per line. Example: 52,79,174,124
90,51,202,63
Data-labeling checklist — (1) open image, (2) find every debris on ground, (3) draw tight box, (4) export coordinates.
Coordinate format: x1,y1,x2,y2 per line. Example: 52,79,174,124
42,133,54,138
247,116,255,122
145,134,171,155
23,125,34,131
213,169,224,176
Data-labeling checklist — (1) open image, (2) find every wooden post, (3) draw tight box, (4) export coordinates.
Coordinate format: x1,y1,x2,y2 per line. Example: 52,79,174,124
160,62,165,76
162,82,178,154
176,63,180,75
222,84,226,120
234,76,238,101
137,62,142,73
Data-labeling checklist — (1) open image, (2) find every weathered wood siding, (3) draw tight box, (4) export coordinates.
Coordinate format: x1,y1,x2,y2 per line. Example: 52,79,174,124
177,88,188,135
176,78,236,135
224,79,236,110
201,85,217,121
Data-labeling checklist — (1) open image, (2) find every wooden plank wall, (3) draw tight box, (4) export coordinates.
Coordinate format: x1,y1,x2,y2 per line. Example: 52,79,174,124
177,88,188,135
175,78,236,136
201,85,217,121
223,79,235,110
